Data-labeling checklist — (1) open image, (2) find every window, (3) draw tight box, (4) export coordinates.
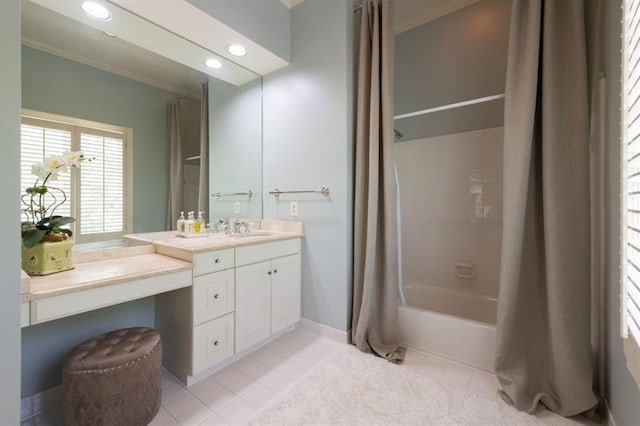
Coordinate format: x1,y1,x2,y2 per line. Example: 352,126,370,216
621,0,640,386
20,110,132,243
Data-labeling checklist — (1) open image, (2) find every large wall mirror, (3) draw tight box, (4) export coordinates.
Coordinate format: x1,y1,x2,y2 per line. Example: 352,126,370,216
20,0,263,249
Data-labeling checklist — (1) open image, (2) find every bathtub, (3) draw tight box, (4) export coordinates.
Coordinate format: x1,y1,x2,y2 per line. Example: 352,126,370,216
399,283,497,371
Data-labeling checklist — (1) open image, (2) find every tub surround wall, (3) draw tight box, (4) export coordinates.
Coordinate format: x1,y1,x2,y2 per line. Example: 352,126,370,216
395,127,503,312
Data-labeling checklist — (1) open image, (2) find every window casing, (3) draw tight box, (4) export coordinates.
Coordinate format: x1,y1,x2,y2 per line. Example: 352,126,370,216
20,110,132,243
621,0,640,388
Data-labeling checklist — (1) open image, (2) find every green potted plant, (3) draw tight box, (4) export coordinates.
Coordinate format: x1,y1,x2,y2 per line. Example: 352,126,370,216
21,151,91,275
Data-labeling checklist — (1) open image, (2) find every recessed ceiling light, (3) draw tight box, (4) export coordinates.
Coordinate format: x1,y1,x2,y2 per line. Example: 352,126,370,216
81,1,112,21
205,58,223,69
226,44,247,57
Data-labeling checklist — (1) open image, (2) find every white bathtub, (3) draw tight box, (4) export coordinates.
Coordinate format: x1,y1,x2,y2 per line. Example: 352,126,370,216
399,284,497,371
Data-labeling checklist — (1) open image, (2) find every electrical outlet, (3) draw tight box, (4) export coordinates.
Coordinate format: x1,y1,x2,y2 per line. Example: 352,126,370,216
289,201,299,217
234,202,240,214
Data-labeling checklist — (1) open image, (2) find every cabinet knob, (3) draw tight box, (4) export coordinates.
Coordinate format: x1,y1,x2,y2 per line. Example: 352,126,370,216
268,271,272,275
214,258,221,264
213,340,220,346
273,269,278,274
214,294,220,299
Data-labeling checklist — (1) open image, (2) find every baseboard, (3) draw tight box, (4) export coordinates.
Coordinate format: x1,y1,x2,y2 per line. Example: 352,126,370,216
21,384,63,422
605,399,617,426
298,318,351,344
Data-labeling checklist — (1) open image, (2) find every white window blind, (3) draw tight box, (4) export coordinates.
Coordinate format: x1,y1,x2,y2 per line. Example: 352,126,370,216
79,131,125,236
20,121,73,219
623,0,640,344
20,114,129,242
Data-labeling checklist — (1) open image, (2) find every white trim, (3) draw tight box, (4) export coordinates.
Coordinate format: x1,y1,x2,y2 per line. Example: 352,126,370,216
298,318,351,344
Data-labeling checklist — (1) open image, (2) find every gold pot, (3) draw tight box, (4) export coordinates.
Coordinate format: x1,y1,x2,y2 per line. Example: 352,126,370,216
22,239,75,276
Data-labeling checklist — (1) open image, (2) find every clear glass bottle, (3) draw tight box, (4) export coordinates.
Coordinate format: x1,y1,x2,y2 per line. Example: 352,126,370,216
177,211,185,236
186,211,195,235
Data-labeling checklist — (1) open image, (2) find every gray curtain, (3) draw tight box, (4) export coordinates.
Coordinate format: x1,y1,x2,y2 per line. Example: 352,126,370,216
166,100,183,230
496,0,599,416
351,0,405,363
197,83,209,214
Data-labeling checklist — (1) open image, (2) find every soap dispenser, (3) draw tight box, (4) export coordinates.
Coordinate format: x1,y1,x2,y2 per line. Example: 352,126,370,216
195,211,204,234
186,211,195,235
177,211,185,236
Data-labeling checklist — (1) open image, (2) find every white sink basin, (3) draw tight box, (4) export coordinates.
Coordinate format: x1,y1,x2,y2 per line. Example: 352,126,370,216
229,231,274,238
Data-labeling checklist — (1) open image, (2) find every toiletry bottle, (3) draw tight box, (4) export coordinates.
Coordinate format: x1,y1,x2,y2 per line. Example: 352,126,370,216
177,211,185,236
194,211,203,234
186,211,195,235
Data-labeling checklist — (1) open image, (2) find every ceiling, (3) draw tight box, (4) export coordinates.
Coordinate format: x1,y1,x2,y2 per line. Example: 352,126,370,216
22,1,209,95
22,0,264,95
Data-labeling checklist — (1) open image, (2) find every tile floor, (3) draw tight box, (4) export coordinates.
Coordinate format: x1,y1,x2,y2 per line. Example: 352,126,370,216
22,327,595,425
151,328,341,425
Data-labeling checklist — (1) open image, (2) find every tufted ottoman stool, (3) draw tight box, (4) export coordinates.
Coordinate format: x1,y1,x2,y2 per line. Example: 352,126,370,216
62,327,162,426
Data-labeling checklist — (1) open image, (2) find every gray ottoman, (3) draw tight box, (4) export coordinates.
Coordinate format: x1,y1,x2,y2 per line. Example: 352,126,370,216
62,327,162,426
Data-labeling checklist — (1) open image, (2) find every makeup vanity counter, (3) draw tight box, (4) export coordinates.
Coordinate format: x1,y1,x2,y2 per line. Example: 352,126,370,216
21,245,192,326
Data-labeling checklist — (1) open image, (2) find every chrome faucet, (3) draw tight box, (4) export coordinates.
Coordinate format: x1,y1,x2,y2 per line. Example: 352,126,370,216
216,219,230,234
233,220,249,234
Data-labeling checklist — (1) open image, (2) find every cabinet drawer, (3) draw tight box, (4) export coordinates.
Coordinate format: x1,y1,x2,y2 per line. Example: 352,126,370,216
193,248,234,276
193,269,234,325
235,238,300,267
192,313,234,375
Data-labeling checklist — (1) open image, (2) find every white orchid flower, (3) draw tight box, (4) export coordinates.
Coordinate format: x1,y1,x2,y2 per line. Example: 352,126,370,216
31,163,48,181
63,150,84,167
44,155,67,174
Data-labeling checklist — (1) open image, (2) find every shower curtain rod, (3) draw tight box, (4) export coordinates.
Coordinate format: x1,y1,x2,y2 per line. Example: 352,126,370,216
394,93,505,120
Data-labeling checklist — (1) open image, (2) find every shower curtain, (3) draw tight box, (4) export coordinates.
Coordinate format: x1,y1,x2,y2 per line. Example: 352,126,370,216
166,83,209,229
166,100,183,229
197,83,209,214
351,0,405,362
495,0,600,417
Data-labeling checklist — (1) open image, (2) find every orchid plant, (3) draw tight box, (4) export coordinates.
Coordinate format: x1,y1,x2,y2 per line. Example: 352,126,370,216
21,150,91,249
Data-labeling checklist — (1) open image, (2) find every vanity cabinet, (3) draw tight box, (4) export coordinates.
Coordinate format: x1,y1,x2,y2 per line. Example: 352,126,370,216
156,237,301,385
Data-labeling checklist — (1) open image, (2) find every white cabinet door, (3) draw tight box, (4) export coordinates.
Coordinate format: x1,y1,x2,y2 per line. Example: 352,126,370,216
235,260,272,352
271,254,301,334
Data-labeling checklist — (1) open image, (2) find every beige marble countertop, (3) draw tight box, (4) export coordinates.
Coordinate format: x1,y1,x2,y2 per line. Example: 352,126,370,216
127,219,304,254
23,246,192,302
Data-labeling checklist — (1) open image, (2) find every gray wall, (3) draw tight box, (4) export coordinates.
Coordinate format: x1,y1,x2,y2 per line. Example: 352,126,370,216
394,0,511,140
22,46,177,233
185,0,291,62
209,77,263,221
21,298,155,397
605,0,640,424
0,0,22,422
263,0,353,331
